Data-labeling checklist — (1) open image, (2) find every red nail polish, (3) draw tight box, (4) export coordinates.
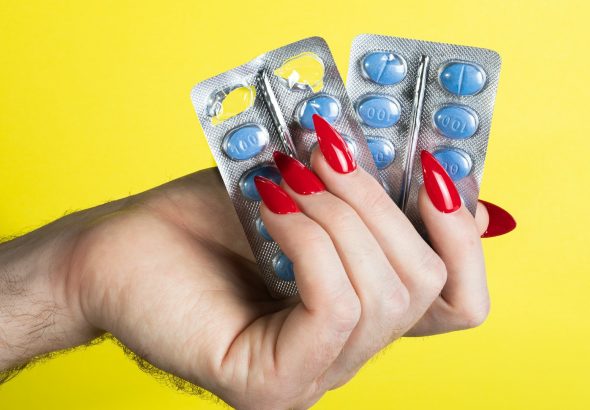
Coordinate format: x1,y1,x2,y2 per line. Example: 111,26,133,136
273,151,326,195
254,176,300,214
312,114,357,174
421,150,461,213
479,200,517,238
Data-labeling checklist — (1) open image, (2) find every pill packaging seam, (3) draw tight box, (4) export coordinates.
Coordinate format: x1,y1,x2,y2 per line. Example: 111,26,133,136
191,36,380,298
347,34,501,234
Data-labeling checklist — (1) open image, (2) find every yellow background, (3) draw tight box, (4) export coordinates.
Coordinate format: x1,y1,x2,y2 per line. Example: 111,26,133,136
1,0,589,408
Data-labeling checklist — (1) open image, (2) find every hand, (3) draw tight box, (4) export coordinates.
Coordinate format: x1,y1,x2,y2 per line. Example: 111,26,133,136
0,118,515,409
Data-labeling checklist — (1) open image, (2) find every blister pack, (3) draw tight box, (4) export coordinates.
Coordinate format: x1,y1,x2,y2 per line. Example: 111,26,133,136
347,34,501,232
191,37,379,298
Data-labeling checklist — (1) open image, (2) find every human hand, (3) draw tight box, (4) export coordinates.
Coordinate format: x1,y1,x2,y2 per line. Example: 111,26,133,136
0,116,515,409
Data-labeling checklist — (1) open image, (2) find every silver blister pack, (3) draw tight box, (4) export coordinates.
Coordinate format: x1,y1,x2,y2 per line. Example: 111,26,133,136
347,34,501,234
191,37,379,298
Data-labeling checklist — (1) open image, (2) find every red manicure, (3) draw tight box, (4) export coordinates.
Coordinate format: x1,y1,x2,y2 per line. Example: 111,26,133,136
273,151,326,195
479,200,517,238
312,114,357,174
254,176,300,214
421,150,461,213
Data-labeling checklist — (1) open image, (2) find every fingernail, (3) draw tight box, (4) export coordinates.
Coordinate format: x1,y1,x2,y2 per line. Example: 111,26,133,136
479,200,517,238
421,150,461,213
312,114,356,174
254,176,300,214
273,151,326,195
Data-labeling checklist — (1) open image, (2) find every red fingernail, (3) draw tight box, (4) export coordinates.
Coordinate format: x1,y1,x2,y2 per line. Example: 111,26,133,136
312,114,357,174
254,176,300,214
479,200,517,238
273,151,326,195
421,150,461,213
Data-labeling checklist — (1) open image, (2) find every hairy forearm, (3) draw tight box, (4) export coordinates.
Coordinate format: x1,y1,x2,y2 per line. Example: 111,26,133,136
0,201,128,372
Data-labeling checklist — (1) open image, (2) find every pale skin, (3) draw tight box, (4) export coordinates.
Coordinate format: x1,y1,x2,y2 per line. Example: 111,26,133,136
0,148,490,409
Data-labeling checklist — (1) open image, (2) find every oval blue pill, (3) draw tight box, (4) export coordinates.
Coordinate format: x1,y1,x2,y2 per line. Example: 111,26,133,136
273,252,295,281
239,165,282,201
255,217,273,241
296,94,341,130
439,62,486,96
433,105,479,139
433,148,473,181
222,123,269,161
356,95,401,128
361,51,407,85
366,137,395,170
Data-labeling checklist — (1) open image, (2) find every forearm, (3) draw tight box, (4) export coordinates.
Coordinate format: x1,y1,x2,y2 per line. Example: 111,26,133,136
0,201,126,372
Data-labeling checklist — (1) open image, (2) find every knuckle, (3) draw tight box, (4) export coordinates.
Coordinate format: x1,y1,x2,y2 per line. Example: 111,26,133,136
457,301,491,329
357,183,394,218
417,251,448,294
326,290,361,333
326,202,360,232
379,280,410,322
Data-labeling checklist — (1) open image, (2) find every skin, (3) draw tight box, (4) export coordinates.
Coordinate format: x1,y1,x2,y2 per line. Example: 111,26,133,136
0,148,490,409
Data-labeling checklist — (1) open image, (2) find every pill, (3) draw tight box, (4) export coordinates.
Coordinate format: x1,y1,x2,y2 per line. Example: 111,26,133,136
356,95,401,128
366,137,395,170
361,51,407,85
273,251,295,281
222,123,269,161
433,105,479,139
207,85,256,125
433,147,473,181
274,52,325,92
296,94,341,130
239,165,282,201
255,217,273,241
439,62,486,96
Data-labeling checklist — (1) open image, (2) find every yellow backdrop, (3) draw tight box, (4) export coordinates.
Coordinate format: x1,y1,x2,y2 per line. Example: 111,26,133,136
1,1,589,408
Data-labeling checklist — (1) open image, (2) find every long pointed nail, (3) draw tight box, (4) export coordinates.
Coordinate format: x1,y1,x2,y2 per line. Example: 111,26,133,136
254,176,300,214
273,151,326,195
421,150,461,213
312,114,356,174
479,200,517,238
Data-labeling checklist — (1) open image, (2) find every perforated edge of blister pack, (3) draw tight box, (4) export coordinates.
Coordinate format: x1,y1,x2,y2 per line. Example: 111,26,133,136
191,36,379,298
347,34,501,234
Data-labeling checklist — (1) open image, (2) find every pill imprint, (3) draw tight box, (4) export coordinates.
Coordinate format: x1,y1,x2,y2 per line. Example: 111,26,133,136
433,105,479,139
356,95,401,128
239,165,282,201
439,62,486,96
366,136,395,170
433,147,473,181
273,251,295,281
222,123,269,161
361,51,407,85
296,94,341,130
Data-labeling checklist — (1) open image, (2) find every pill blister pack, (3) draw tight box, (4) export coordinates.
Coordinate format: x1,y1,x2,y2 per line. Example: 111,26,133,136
191,37,379,298
347,34,501,233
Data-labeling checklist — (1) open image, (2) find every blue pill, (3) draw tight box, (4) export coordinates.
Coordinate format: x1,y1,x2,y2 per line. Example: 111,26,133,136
439,62,486,96
361,51,407,85
433,105,479,139
366,137,395,170
433,148,473,181
273,252,295,281
222,123,269,161
239,165,282,201
255,217,273,241
356,95,401,128
296,94,341,130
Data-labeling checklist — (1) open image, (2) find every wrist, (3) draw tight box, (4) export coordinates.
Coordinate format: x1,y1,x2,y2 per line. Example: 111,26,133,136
0,210,108,371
